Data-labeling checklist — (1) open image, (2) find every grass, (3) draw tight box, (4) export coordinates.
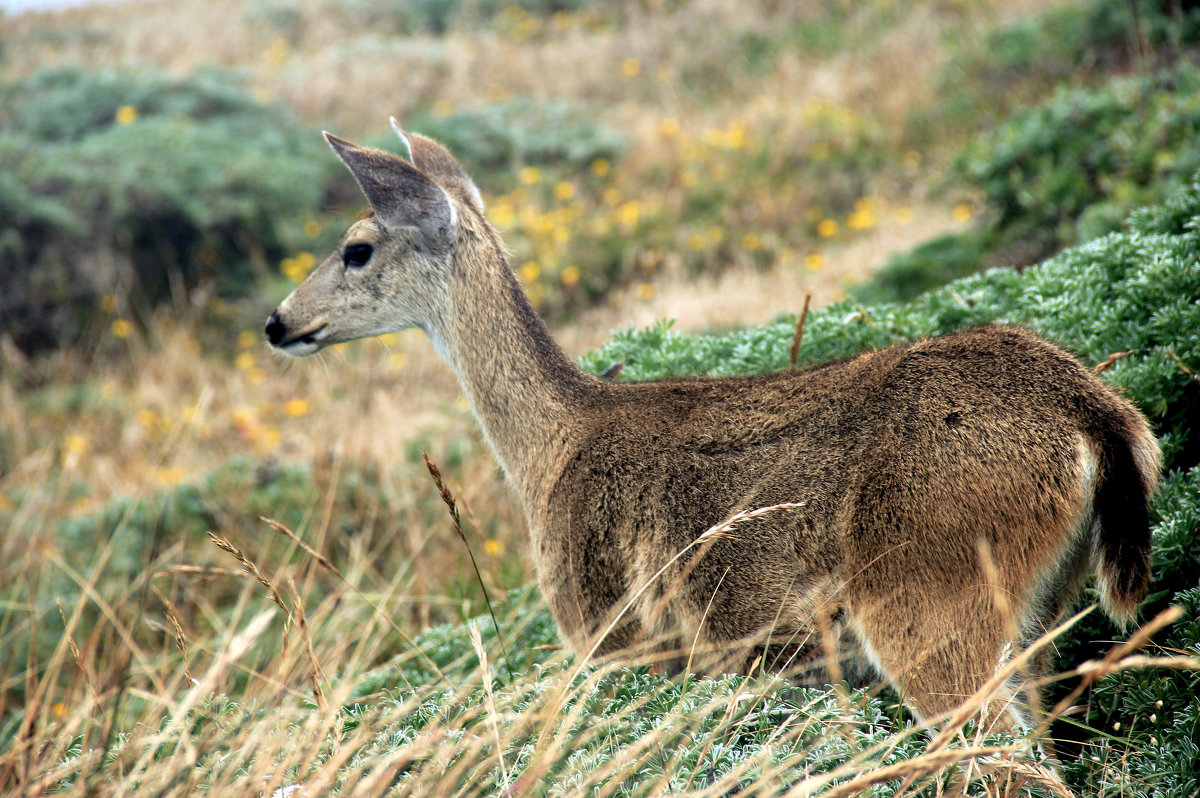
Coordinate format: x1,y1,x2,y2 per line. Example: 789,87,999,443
6,467,1173,797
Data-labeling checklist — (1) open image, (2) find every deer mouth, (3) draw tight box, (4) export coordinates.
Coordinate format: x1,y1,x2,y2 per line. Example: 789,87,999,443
279,323,329,355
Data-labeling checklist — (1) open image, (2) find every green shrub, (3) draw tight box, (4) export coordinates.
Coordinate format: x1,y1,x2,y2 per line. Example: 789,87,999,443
959,63,1200,258
850,230,990,307
391,98,626,186
584,177,1200,795
861,60,1200,305
0,66,327,354
335,0,594,37
918,0,1200,145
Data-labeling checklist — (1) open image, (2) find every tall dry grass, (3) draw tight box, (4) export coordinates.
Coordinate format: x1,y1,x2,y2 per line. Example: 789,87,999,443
3,474,1190,797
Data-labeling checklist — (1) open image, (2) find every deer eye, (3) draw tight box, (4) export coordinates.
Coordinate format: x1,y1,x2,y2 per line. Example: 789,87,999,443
343,243,373,268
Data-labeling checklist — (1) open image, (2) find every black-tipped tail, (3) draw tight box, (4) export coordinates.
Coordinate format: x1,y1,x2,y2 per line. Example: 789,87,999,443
1094,426,1158,625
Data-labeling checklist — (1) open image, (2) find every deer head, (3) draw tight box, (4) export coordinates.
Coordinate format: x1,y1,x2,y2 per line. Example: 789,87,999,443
264,121,483,356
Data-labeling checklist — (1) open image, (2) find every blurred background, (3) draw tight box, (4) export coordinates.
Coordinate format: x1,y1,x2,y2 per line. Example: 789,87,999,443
1,0,1198,750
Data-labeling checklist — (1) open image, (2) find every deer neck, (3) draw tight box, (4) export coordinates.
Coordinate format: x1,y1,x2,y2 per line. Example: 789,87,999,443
426,228,599,500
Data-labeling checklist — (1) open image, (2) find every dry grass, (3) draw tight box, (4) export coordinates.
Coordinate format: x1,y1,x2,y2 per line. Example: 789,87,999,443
560,199,967,351
2,480,1189,796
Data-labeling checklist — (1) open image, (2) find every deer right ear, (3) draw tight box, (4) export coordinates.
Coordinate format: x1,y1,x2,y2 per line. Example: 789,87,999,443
323,132,453,235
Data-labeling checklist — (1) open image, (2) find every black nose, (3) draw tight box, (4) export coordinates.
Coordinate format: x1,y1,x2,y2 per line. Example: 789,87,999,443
264,312,287,347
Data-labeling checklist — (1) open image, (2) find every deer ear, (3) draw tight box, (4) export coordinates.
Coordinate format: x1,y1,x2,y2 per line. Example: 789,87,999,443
323,131,453,235
391,118,485,213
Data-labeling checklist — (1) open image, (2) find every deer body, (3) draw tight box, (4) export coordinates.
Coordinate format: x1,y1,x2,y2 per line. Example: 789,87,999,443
266,124,1160,728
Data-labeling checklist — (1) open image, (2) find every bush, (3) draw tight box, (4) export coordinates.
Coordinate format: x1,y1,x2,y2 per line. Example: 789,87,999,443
393,98,626,185
860,60,1200,305
334,0,595,37
919,0,1200,144
584,177,1200,795
0,66,327,355
958,63,1200,260
850,230,989,306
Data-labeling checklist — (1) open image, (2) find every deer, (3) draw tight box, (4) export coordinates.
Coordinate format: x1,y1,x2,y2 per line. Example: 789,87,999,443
264,120,1161,735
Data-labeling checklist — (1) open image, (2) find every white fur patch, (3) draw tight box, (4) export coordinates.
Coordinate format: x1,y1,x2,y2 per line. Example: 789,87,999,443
440,186,457,229
390,117,414,163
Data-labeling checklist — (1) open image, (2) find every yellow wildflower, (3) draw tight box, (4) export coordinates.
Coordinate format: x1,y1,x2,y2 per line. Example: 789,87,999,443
554,181,576,201
590,158,611,178
847,207,876,231
724,122,747,150
156,467,185,486
283,398,309,418
490,200,516,229
621,57,642,79
561,265,581,286
261,424,281,449
265,36,288,67
111,319,133,339
952,203,974,223
114,105,138,125
519,166,542,186
817,219,839,238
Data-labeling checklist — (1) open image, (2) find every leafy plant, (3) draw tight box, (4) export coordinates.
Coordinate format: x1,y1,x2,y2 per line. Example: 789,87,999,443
335,0,595,37
393,98,627,182
0,66,327,354
859,60,1200,305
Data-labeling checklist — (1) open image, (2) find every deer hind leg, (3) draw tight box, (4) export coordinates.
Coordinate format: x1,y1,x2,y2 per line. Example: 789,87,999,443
847,584,1035,736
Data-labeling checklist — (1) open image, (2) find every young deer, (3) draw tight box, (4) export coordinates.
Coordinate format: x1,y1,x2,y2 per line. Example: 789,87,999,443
265,122,1160,731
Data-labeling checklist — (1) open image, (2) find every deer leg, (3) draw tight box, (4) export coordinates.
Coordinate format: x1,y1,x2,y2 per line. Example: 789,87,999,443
848,585,1033,736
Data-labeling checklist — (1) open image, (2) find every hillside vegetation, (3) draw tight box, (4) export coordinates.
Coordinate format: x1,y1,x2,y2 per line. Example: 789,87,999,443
1,0,1198,796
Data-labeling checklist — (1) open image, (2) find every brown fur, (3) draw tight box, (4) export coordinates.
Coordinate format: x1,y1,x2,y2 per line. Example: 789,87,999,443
266,128,1161,730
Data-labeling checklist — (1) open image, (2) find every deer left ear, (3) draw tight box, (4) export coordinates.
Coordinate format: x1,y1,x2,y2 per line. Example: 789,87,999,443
323,131,453,236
